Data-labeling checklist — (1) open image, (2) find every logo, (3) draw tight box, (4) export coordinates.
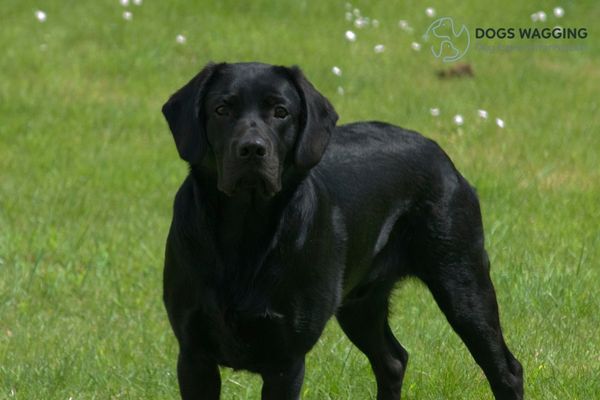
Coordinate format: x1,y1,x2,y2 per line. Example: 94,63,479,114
423,17,470,63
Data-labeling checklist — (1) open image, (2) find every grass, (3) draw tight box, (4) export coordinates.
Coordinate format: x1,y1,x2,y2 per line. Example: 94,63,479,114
1,0,599,398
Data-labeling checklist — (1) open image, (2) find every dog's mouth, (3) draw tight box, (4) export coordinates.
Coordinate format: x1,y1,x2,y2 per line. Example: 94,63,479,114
235,176,276,197
218,172,281,198
216,157,282,198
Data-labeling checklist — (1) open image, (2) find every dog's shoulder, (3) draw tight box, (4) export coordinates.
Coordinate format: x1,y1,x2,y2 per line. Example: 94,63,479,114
172,175,196,219
169,174,212,241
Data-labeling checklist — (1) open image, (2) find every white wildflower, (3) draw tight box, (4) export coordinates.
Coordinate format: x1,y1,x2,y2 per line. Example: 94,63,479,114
354,17,368,28
399,21,414,33
553,7,564,18
345,30,357,42
35,10,46,22
537,11,547,22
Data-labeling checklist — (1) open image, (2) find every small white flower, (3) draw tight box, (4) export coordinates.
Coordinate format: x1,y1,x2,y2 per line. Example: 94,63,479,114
530,13,539,22
123,11,133,20
453,114,464,126
120,0,130,6
337,86,345,96
35,10,47,22
496,118,505,128
133,0,143,5
430,107,440,117
332,66,342,76
372,19,380,28
411,42,421,51
353,8,361,17
425,7,436,18
537,11,547,22
553,7,564,18
354,17,368,28
398,20,414,33
345,30,357,42
477,109,488,119
176,34,186,44
374,44,385,53
345,11,353,21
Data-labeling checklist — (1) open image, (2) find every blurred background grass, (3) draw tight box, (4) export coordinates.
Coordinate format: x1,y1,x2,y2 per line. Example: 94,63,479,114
1,1,599,398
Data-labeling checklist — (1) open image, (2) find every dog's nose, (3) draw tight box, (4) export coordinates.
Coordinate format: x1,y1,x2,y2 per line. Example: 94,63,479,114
237,137,268,159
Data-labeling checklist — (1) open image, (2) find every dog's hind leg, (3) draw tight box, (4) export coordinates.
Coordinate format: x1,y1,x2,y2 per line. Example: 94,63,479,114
337,282,409,400
414,182,523,399
418,249,523,399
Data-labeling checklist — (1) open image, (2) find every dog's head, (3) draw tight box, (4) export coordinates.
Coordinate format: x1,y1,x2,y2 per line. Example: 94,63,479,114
162,62,338,198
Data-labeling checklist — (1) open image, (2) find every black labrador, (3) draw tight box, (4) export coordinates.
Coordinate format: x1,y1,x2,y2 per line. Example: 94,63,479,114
161,62,523,399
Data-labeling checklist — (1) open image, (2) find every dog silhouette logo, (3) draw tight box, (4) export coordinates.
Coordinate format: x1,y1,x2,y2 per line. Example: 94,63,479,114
423,17,470,63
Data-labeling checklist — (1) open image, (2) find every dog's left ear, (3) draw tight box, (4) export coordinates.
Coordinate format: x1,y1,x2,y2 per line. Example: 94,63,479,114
162,62,222,164
287,66,338,170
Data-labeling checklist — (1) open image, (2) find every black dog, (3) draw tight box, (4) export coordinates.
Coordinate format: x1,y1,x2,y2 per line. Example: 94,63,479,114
161,62,523,399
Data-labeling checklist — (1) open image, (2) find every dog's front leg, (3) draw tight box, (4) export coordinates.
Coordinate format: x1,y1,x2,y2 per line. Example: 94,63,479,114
177,349,221,400
260,358,305,400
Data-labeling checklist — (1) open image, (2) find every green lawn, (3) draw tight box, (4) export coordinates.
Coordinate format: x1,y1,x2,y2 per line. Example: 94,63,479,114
1,1,599,399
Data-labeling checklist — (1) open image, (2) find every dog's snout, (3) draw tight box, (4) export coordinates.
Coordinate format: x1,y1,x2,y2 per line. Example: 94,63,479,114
237,137,268,159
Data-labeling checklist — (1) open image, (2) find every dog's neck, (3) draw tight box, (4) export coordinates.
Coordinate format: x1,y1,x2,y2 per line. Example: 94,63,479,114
188,164,318,314
189,164,309,262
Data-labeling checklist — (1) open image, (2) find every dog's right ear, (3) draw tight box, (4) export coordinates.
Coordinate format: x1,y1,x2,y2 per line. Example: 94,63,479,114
162,63,221,164
285,66,338,170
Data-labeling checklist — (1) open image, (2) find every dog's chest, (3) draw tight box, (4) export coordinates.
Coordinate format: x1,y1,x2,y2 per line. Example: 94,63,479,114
199,211,321,369
202,298,292,371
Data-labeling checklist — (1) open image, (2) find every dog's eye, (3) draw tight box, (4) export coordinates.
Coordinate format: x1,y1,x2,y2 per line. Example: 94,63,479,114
273,106,288,119
215,105,229,116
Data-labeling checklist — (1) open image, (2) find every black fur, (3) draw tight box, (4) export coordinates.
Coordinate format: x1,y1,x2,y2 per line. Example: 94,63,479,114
161,62,523,400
